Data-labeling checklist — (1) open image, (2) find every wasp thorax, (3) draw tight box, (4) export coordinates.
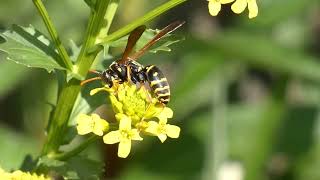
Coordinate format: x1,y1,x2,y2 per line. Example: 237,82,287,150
110,62,127,82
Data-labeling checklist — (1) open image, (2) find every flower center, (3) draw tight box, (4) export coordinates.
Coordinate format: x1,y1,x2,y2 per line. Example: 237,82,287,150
157,124,166,134
120,129,132,139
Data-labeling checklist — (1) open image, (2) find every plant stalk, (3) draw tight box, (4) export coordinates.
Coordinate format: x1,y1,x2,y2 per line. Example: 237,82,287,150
41,0,116,155
52,135,99,160
32,0,73,70
98,0,187,45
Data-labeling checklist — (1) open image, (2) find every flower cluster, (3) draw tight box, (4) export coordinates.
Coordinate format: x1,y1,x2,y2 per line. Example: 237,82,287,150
0,167,50,180
76,83,180,158
208,0,258,19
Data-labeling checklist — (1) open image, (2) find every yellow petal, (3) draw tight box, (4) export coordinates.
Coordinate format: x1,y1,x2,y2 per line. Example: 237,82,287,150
166,124,181,138
158,133,167,143
110,95,123,113
231,0,247,14
77,114,91,125
130,129,143,141
77,125,92,135
76,114,93,135
144,105,162,119
98,118,109,129
208,1,221,16
137,86,148,100
145,121,159,135
11,170,24,177
92,114,109,135
127,84,137,97
118,139,131,158
119,115,132,130
103,131,121,144
156,107,173,121
248,0,258,18
93,119,109,136
220,0,235,4
92,129,103,136
118,85,126,102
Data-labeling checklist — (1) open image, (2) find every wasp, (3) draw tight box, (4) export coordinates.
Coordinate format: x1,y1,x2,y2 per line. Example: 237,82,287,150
81,21,185,105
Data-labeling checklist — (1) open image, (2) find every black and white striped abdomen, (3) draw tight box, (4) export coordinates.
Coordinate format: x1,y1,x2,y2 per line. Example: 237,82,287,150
144,65,170,104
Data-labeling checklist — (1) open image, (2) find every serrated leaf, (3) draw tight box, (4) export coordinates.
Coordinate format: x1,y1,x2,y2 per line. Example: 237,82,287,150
39,156,103,180
0,24,66,72
149,37,182,53
108,28,184,55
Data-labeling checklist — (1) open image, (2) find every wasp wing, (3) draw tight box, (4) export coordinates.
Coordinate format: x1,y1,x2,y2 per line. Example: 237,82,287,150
129,21,185,60
117,25,146,64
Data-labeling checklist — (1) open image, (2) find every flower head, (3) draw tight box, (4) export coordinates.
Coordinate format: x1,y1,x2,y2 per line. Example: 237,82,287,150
78,82,181,158
91,83,167,124
76,113,109,136
207,0,258,18
145,119,180,143
231,0,258,18
208,0,235,16
0,167,50,180
103,116,143,158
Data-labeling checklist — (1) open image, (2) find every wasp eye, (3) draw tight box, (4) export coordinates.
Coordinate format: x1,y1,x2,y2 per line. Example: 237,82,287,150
100,70,112,86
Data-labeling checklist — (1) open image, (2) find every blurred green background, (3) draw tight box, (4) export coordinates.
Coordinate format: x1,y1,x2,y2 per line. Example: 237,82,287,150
1,0,320,179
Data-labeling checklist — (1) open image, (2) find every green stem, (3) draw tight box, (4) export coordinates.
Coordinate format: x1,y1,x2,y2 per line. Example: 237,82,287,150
53,135,99,160
98,0,187,45
32,0,73,70
76,0,119,77
52,124,118,160
41,0,117,155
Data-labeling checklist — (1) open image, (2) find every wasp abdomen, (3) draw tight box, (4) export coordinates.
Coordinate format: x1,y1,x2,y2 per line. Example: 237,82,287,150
145,65,170,104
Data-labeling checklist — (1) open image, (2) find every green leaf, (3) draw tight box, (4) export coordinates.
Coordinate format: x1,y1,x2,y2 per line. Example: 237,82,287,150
108,28,184,55
38,156,103,180
0,24,66,72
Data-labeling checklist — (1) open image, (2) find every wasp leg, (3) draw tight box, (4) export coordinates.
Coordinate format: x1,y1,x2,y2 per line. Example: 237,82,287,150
126,66,133,84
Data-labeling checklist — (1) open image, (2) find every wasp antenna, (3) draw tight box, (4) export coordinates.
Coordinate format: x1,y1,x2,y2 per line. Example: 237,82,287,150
80,77,102,86
88,70,100,74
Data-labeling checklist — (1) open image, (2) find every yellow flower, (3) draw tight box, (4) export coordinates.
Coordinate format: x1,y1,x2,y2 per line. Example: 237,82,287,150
89,83,181,157
208,0,235,16
0,167,50,180
156,107,173,121
76,113,109,136
145,119,180,143
231,0,258,18
103,115,143,158
0,167,10,179
91,83,170,124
